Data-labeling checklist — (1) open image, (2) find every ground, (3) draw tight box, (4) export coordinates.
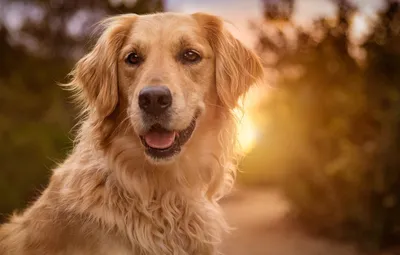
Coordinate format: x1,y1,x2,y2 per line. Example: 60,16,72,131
220,187,361,255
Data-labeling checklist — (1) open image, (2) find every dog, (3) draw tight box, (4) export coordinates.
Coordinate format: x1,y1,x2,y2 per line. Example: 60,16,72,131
0,12,263,255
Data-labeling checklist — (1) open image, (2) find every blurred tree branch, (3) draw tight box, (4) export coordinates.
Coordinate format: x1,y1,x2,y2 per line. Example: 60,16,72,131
243,0,400,251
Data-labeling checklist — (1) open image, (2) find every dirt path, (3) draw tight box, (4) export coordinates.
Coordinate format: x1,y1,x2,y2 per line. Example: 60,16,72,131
220,187,360,255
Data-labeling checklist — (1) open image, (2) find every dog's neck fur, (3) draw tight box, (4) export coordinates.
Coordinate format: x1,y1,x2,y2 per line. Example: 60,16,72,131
43,110,234,254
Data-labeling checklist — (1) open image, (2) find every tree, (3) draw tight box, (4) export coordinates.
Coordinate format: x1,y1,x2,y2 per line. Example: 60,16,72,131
243,0,400,250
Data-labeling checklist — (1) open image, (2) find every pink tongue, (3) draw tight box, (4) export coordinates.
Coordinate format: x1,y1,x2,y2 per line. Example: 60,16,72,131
145,131,176,149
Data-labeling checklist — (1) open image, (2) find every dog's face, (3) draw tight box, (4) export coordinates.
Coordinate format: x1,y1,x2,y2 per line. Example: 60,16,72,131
120,14,215,161
71,13,263,164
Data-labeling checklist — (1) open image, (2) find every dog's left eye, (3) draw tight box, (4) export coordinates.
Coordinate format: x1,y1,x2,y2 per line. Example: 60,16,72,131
125,52,143,65
181,50,201,64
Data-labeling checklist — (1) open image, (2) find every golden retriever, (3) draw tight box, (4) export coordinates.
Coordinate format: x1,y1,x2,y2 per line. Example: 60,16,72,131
0,12,263,255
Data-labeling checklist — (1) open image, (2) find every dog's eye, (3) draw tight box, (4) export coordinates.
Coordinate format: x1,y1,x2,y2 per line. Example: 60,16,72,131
181,50,201,64
125,52,143,65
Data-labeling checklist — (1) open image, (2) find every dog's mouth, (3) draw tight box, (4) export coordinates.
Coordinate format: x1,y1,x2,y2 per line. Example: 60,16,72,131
139,118,197,160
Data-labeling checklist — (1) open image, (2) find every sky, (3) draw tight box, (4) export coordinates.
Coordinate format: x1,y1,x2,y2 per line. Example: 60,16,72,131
2,0,388,49
166,0,388,48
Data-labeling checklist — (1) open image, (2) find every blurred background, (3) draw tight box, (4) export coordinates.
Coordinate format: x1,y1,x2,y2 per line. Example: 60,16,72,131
1,0,400,254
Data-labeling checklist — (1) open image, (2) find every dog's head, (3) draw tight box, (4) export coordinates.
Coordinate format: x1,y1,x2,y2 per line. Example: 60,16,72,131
70,13,263,164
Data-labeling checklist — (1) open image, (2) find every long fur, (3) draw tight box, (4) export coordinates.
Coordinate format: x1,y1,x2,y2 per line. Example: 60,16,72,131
0,12,263,255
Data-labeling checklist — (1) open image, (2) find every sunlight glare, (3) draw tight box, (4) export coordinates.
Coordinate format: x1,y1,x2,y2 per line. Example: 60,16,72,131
351,13,371,43
235,109,258,154
235,87,264,154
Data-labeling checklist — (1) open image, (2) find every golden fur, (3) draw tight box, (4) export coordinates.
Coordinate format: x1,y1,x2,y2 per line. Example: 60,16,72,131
0,12,263,255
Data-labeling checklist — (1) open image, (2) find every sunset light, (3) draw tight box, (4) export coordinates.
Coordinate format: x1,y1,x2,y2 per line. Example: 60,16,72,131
235,87,265,154
3,0,400,255
235,108,258,154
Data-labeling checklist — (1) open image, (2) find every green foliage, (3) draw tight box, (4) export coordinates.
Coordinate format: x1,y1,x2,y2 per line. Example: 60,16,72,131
242,0,400,250
0,0,164,223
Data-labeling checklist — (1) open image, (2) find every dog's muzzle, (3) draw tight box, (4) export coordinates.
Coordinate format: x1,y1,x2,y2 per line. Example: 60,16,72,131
137,85,198,160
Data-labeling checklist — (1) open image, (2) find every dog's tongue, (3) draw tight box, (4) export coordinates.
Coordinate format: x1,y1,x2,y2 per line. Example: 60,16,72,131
145,131,176,149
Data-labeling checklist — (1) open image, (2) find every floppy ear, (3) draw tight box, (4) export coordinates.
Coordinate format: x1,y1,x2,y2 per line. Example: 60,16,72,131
68,15,136,118
192,13,264,109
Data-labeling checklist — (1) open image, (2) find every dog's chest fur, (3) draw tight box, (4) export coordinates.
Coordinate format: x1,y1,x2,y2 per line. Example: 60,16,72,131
85,189,220,255
0,145,225,255
1,180,221,255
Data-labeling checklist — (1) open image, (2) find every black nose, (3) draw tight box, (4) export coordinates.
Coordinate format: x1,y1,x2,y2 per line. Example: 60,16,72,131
138,86,172,115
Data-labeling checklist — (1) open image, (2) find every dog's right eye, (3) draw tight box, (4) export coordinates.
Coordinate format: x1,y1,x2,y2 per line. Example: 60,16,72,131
125,52,143,65
181,49,201,64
